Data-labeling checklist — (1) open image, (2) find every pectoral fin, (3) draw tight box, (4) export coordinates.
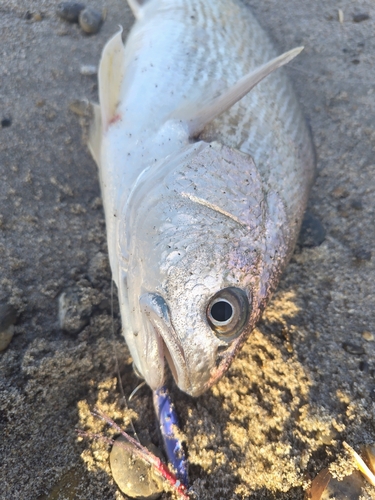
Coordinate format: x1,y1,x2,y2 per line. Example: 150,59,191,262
179,46,304,138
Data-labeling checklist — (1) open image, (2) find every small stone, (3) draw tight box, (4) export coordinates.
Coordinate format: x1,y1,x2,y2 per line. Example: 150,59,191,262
342,342,365,355
353,13,370,23
56,2,86,23
79,7,102,34
32,12,43,22
298,211,326,248
110,436,164,500
353,248,372,262
68,99,91,117
0,326,15,351
362,331,374,342
1,118,12,128
350,199,363,210
331,186,349,199
359,360,369,373
88,252,110,284
58,286,93,334
80,64,97,76
316,428,338,445
0,302,18,352
56,28,70,36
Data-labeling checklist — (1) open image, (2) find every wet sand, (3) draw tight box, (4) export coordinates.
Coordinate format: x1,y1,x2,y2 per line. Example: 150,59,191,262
1,1,375,499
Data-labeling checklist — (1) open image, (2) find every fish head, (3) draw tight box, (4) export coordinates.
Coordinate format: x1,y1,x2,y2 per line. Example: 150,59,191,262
120,142,290,396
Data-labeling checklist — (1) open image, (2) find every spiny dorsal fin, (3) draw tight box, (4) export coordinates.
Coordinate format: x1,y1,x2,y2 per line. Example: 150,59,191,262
179,46,304,138
98,28,126,129
127,0,149,19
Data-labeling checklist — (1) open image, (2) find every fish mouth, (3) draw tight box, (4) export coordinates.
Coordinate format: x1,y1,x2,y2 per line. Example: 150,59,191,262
139,293,191,392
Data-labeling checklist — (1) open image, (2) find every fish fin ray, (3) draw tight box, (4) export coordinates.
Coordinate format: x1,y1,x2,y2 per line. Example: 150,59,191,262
178,47,304,137
98,28,126,128
88,103,102,166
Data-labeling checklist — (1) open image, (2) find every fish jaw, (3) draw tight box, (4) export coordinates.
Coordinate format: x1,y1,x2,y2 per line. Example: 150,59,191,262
132,293,225,396
132,286,259,397
138,293,191,392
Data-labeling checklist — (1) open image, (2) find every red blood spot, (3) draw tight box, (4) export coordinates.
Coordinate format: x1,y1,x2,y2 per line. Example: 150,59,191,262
109,113,121,125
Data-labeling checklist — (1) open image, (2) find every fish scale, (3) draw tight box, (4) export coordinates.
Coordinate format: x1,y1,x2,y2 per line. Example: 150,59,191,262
89,0,315,397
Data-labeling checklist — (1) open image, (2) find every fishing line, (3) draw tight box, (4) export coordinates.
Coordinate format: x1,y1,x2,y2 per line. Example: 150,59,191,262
128,381,147,402
110,278,140,443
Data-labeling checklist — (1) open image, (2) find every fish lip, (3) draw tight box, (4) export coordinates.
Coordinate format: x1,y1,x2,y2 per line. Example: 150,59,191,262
139,293,191,391
153,323,188,389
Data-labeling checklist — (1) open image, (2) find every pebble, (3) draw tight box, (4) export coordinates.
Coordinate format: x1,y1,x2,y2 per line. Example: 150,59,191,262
342,342,365,355
80,64,97,76
88,252,110,284
110,436,164,500
353,13,370,23
1,118,12,128
331,186,349,199
0,302,18,352
353,248,372,262
37,468,82,499
362,331,374,342
56,2,85,23
358,360,369,373
316,428,337,446
298,211,326,248
79,7,102,34
32,12,43,22
68,99,91,117
58,286,93,334
350,198,363,210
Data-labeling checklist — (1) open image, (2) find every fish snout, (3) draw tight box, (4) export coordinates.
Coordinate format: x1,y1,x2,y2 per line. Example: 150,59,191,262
137,288,251,396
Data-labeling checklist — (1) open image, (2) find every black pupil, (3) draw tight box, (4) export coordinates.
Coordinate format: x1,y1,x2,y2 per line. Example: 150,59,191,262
211,301,233,322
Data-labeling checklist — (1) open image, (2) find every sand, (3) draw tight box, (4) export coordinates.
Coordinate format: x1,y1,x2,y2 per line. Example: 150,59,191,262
1,1,375,499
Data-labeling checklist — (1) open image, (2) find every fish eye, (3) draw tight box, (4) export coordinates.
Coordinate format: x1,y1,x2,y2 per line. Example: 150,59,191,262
206,287,250,340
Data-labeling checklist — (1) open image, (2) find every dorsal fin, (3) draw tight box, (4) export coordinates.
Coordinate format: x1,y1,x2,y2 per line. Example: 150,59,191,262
98,28,126,129
177,46,304,138
127,0,149,19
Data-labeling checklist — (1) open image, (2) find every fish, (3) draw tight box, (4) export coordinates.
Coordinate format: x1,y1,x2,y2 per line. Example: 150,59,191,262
88,0,316,397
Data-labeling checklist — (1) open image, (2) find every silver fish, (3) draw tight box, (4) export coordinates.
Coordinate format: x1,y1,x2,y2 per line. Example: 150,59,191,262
88,0,315,397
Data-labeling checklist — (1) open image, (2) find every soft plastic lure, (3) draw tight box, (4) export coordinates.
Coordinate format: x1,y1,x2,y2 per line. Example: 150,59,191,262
153,386,188,485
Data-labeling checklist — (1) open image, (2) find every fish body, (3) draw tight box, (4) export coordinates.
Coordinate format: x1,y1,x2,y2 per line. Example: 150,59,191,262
89,0,315,396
